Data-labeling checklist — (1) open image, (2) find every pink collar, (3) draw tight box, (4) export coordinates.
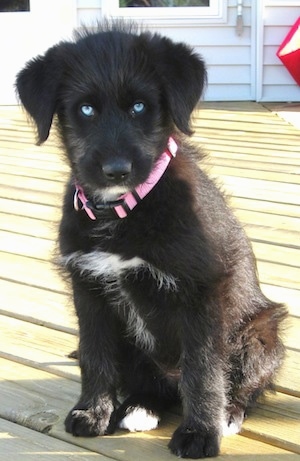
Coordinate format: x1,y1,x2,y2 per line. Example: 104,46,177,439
74,136,178,220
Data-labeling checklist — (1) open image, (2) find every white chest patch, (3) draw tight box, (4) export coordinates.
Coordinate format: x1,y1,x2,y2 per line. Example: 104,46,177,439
61,250,177,291
61,250,177,352
62,251,143,279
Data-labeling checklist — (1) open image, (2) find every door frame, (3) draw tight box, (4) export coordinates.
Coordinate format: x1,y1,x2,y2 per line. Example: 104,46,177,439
0,0,76,105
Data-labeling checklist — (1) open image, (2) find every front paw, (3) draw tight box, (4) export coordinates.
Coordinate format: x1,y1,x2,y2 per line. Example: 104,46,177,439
168,425,221,459
65,400,116,437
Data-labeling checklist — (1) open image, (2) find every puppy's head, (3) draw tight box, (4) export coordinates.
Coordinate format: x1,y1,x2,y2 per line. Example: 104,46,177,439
16,23,206,199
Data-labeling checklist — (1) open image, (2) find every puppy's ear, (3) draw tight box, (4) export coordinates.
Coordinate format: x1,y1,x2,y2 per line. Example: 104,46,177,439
16,45,65,145
147,35,207,135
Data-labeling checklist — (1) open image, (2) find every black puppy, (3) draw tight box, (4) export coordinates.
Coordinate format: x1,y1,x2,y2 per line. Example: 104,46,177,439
16,22,287,459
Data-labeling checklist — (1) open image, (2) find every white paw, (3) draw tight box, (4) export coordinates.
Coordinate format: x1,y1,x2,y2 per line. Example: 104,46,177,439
119,407,160,432
221,417,242,436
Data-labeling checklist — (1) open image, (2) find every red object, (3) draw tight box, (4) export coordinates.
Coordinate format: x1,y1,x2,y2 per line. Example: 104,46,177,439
277,17,300,86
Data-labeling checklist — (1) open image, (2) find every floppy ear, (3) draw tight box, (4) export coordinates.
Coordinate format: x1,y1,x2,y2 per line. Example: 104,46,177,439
146,34,207,135
16,45,66,145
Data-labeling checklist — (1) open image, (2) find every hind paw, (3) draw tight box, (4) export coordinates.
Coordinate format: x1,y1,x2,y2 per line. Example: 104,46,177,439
222,407,245,436
119,405,160,432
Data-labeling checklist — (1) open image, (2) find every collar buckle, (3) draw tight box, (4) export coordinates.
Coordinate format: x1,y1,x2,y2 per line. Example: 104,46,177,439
73,185,97,220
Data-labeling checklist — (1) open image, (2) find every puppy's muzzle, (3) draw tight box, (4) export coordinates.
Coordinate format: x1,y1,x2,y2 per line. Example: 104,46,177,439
102,159,132,184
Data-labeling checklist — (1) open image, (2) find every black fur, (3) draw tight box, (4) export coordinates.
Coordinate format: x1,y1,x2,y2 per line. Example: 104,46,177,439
16,22,287,459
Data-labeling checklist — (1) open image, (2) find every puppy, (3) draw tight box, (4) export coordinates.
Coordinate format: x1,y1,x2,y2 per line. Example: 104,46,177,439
16,22,287,459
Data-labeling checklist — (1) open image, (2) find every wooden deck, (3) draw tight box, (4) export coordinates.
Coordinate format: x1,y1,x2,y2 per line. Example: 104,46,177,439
0,102,299,460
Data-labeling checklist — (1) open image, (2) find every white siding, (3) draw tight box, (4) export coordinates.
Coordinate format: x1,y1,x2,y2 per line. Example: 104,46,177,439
197,3,253,100
77,0,101,26
259,3,300,102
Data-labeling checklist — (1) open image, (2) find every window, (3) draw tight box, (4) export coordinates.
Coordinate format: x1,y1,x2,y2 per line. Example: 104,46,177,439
120,1,210,6
0,0,30,12
102,0,226,23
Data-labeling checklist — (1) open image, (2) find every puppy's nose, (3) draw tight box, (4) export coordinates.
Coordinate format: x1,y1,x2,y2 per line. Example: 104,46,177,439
102,160,132,182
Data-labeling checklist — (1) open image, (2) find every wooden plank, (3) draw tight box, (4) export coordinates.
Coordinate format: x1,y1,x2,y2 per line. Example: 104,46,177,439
209,151,300,166
1,162,66,181
0,140,61,154
196,133,299,156
231,197,300,219
0,252,66,294
0,315,79,381
209,165,300,184
0,197,59,221
0,279,76,333
283,317,300,351
242,392,300,454
252,242,300,268
0,358,298,461
245,223,299,247
224,176,300,198
257,260,299,290
221,207,300,251
197,102,270,112
0,172,64,193
194,109,287,125
261,284,300,318
194,132,300,150
0,358,80,433
194,118,300,138
0,230,54,260
264,109,300,131
0,419,106,460
206,156,300,175
197,127,300,144
220,176,300,205
196,112,289,126
54,426,300,461
0,213,56,239
0,154,66,172
0,131,36,143
0,184,60,205
235,209,300,233
276,349,300,397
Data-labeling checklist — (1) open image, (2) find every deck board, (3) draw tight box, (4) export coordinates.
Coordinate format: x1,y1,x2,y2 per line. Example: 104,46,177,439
0,103,299,460
0,419,106,460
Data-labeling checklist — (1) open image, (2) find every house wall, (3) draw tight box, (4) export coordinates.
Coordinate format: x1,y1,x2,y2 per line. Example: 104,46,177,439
193,0,253,101
77,0,101,25
259,2,300,102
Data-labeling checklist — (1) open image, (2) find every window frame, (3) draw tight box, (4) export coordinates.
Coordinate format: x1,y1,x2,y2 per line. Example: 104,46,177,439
101,0,227,25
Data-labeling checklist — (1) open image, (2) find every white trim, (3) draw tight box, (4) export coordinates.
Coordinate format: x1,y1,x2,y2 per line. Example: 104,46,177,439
255,0,264,101
250,0,257,100
0,0,77,105
102,0,227,25
265,0,300,5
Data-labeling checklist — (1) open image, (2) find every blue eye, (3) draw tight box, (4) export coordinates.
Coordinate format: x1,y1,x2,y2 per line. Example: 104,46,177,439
131,102,145,116
80,105,95,117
